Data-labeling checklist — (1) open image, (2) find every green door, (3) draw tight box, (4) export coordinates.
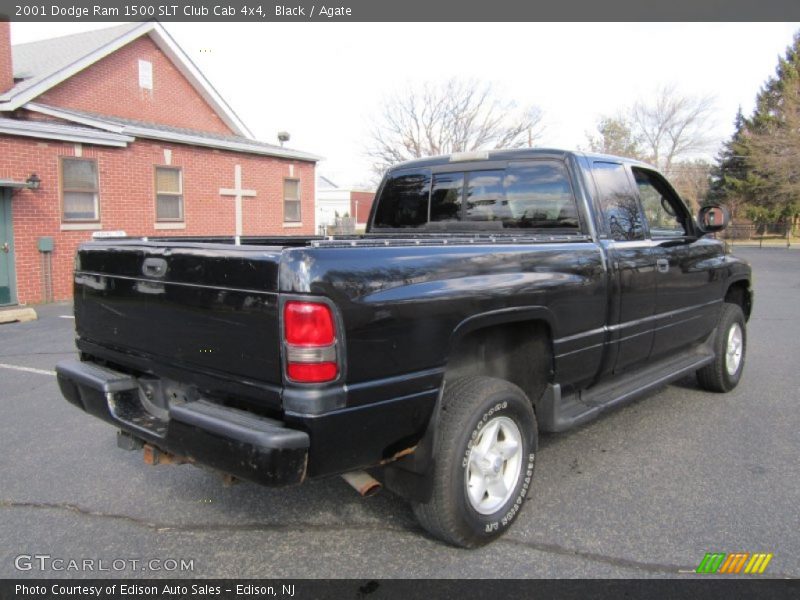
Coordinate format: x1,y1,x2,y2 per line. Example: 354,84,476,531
0,188,17,306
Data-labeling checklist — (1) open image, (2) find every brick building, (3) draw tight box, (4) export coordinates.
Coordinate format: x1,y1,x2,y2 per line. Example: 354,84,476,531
0,22,319,306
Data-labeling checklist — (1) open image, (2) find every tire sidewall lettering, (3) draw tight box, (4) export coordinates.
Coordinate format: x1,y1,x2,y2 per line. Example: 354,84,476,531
484,453,535,532
458,393,535,536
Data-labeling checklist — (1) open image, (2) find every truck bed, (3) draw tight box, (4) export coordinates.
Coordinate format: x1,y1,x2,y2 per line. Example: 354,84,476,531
74,233,604,413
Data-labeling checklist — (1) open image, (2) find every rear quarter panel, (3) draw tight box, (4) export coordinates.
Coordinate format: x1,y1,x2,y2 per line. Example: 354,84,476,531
279,242,608,394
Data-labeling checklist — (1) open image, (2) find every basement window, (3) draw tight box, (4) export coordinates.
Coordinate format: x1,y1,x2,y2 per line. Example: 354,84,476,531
61,158,99,221
155,167,183,221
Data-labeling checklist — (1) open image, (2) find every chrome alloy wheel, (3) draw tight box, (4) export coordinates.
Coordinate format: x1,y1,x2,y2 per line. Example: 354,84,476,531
464,416,523,515
725,323,744,376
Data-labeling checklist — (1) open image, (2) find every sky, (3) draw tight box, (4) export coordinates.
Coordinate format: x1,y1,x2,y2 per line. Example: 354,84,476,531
10,22,800,188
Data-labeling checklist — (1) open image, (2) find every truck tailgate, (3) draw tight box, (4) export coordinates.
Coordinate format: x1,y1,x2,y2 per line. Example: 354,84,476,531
74,241,284,392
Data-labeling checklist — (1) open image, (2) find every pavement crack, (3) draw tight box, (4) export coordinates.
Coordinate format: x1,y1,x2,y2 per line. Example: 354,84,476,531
501,537,795,578
4,500,796,577
0,351,75,357
498,536,693,575
0,500,410,535
1,500,165,530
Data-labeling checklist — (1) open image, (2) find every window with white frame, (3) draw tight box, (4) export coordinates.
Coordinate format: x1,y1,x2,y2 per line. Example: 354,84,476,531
155,167,183,221
62,158,99,221
284,178,301,222
139,59,153,90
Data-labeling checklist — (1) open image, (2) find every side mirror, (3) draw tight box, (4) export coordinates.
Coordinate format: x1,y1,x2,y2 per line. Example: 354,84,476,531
697,204,730,233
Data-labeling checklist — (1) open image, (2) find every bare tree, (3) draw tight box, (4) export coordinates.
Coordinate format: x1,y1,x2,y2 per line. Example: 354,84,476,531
668,159,713,212
366,79,544,176
631,84,716,175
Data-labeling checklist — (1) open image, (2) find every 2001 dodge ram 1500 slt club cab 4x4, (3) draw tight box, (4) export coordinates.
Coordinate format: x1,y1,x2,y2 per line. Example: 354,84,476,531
57,148,752,547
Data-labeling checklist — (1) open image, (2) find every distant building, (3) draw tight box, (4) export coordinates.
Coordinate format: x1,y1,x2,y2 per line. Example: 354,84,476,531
0,22,320,306
315,174,375,233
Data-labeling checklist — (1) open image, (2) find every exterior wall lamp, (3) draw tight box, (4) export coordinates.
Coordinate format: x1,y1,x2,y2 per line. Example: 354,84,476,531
26,173,41,190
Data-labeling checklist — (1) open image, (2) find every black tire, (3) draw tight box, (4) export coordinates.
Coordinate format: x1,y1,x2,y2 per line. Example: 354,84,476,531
696,303,747,393
411,376,537,548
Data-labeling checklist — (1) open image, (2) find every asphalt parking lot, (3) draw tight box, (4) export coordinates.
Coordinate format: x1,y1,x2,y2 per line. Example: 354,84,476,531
0,247,797,579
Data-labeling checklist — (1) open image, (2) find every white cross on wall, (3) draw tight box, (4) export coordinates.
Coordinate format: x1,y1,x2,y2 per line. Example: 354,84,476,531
219,164,257,245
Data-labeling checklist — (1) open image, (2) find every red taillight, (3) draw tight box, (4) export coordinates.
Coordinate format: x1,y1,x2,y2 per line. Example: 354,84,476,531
286,362,338,383
284,301,339,383
284,302,335,346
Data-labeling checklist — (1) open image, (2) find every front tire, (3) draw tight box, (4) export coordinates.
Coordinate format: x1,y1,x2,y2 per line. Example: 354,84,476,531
412,376,537,548
697,303,747,393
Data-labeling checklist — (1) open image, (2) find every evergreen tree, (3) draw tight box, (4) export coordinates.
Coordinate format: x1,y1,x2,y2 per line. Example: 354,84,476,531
711,31,800,234
750,33,800,233
707,108,753,217
749,31,800,130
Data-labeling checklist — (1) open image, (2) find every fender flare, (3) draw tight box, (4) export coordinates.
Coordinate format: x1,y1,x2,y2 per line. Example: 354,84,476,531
447,306,558,356
723,276,753,320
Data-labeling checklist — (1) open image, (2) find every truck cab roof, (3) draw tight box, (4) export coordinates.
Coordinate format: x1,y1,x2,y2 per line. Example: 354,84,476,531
387,148,655,173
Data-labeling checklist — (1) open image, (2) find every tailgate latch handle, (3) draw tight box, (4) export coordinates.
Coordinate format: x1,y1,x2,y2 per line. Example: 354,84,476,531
142,257,168,278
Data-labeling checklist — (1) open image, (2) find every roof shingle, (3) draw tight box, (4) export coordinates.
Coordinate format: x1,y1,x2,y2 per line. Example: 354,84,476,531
3,23,143,101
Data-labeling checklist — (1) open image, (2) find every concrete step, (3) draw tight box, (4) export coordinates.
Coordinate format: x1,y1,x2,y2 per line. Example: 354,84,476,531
0,306,37,324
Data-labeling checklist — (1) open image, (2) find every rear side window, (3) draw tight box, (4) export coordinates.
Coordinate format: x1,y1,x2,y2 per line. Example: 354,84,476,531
504,162,578,228
592,161,644,241
372,169,431,228
373,160,579,231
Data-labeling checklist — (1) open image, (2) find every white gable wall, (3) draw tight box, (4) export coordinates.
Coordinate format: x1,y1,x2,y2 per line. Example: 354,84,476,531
316,188,351,233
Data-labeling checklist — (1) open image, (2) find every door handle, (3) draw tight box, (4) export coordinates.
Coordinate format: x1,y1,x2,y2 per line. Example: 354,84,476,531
1,242,8,254
656,258,669,273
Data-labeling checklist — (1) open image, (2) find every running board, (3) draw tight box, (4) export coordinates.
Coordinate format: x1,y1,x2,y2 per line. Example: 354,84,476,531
539,347,715,433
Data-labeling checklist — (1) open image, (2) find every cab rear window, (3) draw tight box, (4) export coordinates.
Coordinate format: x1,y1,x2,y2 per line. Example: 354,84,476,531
371,169,431,229
372,160,579,230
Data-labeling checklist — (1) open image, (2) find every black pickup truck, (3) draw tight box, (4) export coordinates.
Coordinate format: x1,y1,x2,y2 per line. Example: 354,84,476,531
56,149,752,547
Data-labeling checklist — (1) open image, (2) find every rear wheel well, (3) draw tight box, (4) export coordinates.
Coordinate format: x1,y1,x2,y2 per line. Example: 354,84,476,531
445,321,553,415
382,320,552,502
725,281,752,321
